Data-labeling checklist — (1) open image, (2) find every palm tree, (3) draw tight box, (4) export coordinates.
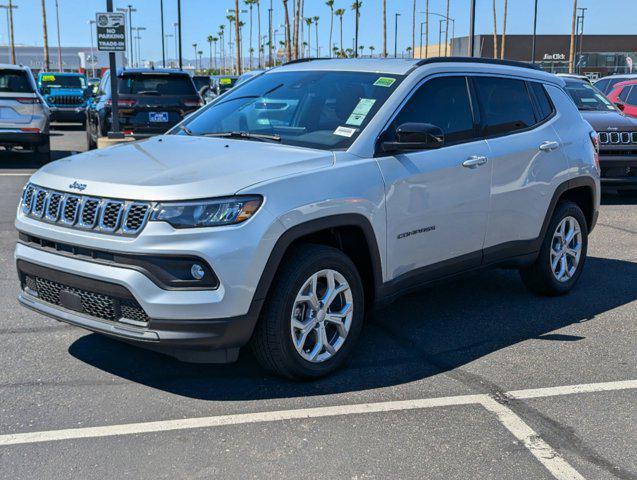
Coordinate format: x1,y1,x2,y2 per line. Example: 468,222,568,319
234,0,242,74
313,16,319,56
212,36,219,70
245,0,255,69
359,45,364,58
345,47,353,58
406,46,412,58
302,40,308,58
411,0,416,58
500,0,508,59
197,50,204,70
382,0,387,57
569,0,578,73
192,43,198,69
304,18,312,57
335,8,345,55
351,1,362,58
282,0,292,62
226,15,235,72
238,20,246,69
332,45,339,57
325,0,334,57
256,0,262,68
207,35,214,71
492,0,498,59
424,0,429,59
40,0,50,70
219,25,226,72
293,0,301,59
369,45,375,57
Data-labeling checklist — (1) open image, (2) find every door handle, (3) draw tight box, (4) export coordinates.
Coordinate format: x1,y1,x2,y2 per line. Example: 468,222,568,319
539,141,560,152
462,155,488,168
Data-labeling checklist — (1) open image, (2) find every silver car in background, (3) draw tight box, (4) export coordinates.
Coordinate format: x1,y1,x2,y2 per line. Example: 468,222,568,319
0,64,50,162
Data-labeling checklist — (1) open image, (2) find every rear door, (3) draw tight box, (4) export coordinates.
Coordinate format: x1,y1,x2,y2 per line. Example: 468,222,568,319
473,76,568,261
0,69,36,126
378,75,492,282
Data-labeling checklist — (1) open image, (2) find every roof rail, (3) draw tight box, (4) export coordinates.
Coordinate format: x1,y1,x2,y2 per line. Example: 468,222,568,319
282,57,331,66
414,56,542,71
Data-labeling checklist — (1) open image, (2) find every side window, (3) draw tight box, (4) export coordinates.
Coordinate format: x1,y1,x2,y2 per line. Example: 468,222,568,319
594,78,610,95
529,82,554,121
619,86,632,102
389,76,475,145
473,76,537,136
626,86,637,106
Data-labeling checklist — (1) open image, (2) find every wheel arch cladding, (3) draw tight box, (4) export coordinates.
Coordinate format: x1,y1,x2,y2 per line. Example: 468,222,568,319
252,214,383,311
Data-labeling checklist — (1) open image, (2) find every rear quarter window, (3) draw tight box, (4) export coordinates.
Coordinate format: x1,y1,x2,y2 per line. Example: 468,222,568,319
473,76,537,137
529,82,554,121
0,69,33,93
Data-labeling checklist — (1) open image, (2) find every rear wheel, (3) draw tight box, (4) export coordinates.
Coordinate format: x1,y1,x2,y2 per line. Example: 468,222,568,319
520,201,588,296
251,244,364,380
86,123,97,150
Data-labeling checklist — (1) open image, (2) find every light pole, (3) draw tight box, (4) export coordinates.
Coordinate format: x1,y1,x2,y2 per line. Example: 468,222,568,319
268,0,273,67
164,33,174,67
54,0,62,69
393,13,400,58
531,0,538,63
468,0,476,57
88,20,96,77
576,7,587,73
173,22,179,69
177,0,183,69
132,27,146,67
438,19,444,57
422,12,452,57
160,0,165,67
0,2,17,64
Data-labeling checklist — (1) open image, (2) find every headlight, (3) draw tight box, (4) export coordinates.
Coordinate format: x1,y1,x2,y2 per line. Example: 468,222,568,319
150,196,262,229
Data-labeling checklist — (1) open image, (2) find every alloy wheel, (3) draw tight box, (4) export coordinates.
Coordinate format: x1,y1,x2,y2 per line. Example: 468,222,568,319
550,216,582,282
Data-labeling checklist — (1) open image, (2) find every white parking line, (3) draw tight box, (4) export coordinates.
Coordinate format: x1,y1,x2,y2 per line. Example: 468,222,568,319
0,379,635,479
0,173,33,176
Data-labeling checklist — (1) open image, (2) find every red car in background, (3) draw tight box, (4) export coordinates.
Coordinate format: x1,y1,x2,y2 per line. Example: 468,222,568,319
607,80,637,118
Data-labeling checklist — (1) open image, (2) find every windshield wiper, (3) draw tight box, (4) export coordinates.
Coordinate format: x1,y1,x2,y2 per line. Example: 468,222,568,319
177,124,193,135
136,90,161,95
202,131,281,142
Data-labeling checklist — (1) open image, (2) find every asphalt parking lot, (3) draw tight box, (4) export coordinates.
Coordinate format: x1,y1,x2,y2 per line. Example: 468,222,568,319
0,125,635,480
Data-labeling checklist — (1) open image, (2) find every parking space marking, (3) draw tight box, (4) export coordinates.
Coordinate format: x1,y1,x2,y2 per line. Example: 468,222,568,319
481,397,585,480
0,173,33,176
0,380,634,479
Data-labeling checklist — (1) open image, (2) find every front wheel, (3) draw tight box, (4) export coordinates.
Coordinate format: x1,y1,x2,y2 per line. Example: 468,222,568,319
520,201,588,296
251,244,364,380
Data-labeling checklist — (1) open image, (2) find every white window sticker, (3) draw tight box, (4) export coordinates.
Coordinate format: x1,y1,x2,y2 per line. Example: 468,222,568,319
334,126,357,137
346,98,376,126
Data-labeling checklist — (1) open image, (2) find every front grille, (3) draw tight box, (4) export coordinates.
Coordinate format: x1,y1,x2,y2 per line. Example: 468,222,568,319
21,184,151,236
49,95,83,106
598,131,637,145
24,275,149,324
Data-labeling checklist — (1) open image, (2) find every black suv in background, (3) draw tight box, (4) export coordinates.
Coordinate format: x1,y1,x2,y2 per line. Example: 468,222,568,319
86,68,202,148
563,77,637,194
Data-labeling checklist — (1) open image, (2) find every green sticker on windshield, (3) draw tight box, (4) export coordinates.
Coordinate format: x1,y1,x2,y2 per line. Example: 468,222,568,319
41,74,55,82
219,78,233,85
373,77,396,87
346,98,376,126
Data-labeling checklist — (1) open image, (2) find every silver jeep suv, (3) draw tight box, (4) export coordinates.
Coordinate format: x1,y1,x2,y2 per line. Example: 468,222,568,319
15,58,600,379
0,64,50,162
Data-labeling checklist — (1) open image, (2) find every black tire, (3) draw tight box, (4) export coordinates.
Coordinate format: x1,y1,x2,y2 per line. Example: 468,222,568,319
35,137,51,164
251,244,365,380
86,124,97,150
520,201,588,296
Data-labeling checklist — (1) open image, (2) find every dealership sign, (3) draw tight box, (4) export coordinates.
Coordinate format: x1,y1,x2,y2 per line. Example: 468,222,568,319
96,12,126,52
543,53,566,61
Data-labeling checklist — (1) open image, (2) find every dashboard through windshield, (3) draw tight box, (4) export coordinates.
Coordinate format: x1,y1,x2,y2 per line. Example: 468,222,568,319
173,70,403,150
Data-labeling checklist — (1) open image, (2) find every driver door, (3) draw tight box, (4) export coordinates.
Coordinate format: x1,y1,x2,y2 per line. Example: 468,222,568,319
377,75,492,283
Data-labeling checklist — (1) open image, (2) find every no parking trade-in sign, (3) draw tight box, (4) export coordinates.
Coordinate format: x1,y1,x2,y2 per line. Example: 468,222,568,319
95,12,126,52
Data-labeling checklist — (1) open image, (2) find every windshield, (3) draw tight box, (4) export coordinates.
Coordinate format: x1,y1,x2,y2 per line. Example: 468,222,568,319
39,74,85,92
565,82,616,112
0,69,33,93
118,74,196,95
176,70,403,150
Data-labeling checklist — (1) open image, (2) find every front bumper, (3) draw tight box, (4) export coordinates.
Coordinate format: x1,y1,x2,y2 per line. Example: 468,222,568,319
599,149,637,187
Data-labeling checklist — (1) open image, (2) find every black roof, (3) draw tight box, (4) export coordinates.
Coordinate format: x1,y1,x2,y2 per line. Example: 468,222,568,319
116,67,190,76
414,56,542,71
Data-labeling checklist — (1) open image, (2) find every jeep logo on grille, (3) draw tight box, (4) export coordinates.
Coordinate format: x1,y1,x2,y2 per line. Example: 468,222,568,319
69,181,87,191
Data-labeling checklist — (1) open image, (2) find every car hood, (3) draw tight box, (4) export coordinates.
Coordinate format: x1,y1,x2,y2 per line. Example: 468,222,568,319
580,110,637,131
31,135,334,201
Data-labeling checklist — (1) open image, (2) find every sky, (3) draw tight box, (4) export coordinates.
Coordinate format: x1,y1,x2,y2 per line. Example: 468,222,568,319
7,0,637,63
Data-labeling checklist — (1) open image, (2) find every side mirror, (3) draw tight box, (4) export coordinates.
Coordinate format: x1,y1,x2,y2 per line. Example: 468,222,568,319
381,122,445,153
615,102,625,111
